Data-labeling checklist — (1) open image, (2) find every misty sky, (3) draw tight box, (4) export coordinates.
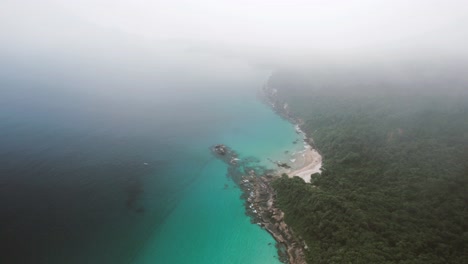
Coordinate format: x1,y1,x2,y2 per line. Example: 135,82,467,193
2,0,468,66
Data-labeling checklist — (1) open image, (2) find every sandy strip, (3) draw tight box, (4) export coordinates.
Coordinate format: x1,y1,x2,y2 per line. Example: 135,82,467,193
282,126,322,183
272,126,322,183
287,147,322,183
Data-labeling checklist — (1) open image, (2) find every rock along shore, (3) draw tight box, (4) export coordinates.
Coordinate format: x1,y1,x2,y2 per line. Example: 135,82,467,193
211,145,307,264
241,175,307,264
208,83,322,264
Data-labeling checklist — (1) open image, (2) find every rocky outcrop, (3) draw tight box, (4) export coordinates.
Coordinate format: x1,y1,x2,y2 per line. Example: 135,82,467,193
211,144,307,264
213,144,228,155
241,175,307,264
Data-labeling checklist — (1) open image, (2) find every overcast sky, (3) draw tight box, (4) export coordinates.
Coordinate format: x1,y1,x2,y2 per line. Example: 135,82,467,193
1,0,468,66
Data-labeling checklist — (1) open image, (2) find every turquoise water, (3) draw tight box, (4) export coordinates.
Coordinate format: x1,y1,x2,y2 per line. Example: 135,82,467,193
0,57,304,263
135,98,301,264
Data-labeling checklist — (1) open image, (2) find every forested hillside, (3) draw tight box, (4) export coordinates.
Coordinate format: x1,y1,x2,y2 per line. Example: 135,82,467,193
268,66,468,263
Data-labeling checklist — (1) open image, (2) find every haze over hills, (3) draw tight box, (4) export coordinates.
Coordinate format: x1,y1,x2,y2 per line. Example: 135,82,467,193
267,64,467,263
1,1,467,263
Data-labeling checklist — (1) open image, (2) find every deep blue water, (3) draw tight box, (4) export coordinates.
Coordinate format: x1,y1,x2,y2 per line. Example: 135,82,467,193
0,58,302,263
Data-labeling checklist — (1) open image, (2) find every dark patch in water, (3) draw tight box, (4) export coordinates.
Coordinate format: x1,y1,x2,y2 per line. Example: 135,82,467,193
125,178,144,212
124,160,168,213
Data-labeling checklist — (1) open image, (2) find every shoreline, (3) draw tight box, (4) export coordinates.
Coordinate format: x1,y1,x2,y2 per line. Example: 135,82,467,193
211,85,322,264
211,145,306,264
279,124,322,183
241,175,307,264
255,83,324,262
260,84,322,183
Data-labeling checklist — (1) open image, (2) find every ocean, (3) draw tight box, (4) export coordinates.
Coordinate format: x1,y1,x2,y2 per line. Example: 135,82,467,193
0,56,304,263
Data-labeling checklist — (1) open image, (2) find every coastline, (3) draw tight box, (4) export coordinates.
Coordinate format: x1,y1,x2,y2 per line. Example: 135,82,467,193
241,175,307,264
211,145,306,264
255,83,324,263
210,84,322,264
258,84,322,183
280,125,322,183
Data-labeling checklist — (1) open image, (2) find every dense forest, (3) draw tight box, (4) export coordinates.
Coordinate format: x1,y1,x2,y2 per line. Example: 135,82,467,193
268,65,468,263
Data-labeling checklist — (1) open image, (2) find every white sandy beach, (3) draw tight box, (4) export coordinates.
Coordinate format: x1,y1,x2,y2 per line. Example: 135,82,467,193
287,147,322,183
280,125,322,183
